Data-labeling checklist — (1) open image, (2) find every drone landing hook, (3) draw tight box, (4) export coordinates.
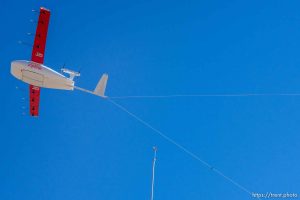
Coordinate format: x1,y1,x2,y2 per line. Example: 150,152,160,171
61,68,80,80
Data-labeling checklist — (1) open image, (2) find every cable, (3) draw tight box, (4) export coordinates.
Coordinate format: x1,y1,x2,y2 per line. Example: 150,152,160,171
107,98,257,198
109,93,300,99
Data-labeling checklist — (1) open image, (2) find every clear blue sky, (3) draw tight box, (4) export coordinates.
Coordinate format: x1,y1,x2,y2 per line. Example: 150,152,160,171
1,0,300,199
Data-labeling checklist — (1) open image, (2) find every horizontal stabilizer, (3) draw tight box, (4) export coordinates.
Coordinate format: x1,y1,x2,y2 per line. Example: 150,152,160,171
94,74,108,97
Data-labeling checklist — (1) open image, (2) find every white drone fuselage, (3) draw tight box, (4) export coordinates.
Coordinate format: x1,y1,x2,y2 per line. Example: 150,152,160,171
11,60,108,97
11,60,74,90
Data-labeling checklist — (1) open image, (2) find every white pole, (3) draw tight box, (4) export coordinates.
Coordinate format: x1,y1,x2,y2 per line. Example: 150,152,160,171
150,146,157,200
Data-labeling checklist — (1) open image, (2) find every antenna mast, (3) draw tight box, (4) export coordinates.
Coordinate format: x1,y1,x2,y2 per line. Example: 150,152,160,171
150,146,158,200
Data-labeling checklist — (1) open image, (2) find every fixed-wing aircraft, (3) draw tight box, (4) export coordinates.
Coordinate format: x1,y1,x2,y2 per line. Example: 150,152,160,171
11,7,108,117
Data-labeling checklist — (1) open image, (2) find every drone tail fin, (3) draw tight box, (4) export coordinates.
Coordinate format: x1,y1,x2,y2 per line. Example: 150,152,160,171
94,73,108,97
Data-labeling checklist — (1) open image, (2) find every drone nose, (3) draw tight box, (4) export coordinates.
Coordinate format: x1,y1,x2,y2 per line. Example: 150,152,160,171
11,60,19,67
11,60,26,79
11,60,25,68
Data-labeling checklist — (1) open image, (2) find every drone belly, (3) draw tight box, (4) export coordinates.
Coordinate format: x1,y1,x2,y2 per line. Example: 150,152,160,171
22,70,44,87
43,69,74,90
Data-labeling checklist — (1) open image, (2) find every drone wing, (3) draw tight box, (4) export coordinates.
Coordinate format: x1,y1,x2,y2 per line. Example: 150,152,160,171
29,7,50,116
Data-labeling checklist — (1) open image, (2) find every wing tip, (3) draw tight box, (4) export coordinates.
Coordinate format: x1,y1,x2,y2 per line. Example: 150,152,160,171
40,7,50,12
